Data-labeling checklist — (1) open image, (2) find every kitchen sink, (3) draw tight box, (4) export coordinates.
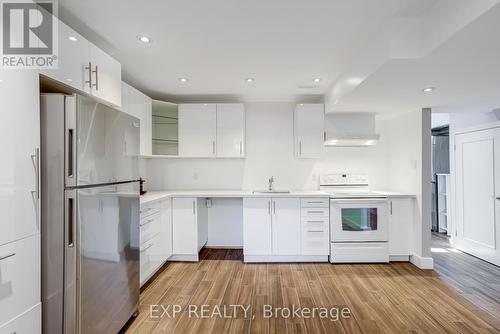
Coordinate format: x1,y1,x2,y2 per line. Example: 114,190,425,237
252,190,291,194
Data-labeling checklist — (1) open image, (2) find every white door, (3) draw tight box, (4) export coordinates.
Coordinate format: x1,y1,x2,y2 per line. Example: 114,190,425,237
178,104,217,157
243,198,272,255
455,127,500,266
172,198,198,255
89,44,122,107
0,71,40,246
272,198,301,255
216,104,245,157
41,18,90,93
294,104,324,158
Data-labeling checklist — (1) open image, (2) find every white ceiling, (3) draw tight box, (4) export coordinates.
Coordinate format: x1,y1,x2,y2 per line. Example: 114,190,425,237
58,0,434,102
332,2,500,114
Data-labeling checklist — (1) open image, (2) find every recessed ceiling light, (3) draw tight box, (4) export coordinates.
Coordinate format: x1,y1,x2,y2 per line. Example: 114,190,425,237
245,78,255,83
66,78,73,82
68,36,78,42
178,77,189,83
313,78,322,83
422,87,436,92
137,35,152,43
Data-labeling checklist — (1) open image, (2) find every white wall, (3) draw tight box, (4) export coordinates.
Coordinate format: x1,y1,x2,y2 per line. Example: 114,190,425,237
147,102,393,191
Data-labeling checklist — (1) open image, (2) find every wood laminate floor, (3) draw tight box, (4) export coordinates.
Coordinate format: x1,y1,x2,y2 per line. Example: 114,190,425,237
124,244,500,334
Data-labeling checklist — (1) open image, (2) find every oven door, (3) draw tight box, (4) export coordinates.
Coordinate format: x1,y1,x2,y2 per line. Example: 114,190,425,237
330,198,388,242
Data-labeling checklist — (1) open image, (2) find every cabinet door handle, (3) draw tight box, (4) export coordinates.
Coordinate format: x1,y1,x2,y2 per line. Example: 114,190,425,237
0,253,16,261
239,141,243,156
193,200,196,214
389,201,393,215
299,141,302,156
92,65,99,90
268,200,271,215
31,148,40,199
273,200,276,214
307,230,324,233
84,62,92,88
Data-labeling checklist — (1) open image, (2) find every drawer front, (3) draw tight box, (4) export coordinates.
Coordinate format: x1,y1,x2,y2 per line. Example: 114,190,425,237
0,303,41,334
301,207,329,217
0,235,40,326
140,203,161,219
302,230,329,255
140,211,161,245
301,198,329,208
301,217,328,231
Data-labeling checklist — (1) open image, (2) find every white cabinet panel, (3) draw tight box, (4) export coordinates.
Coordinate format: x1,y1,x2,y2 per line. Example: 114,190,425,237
294,104,324,158
41,18,90,93
89,44,122,107
0,235,40,327
0,70,40,246
161,198,173,260
243,198,272,255
178,104,217,157
0,303,41,334
272,198,301,255
388,198,413,256
216,104,245,157
121,82,152,156
172,198,198,255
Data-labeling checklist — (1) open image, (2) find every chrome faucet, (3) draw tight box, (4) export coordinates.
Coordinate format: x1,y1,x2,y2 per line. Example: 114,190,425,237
268,176,275,191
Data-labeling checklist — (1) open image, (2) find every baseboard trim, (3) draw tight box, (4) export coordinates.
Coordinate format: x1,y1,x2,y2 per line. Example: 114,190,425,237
389,255,410,262
244,255,329,263
169,254,199,262
410,254,434,269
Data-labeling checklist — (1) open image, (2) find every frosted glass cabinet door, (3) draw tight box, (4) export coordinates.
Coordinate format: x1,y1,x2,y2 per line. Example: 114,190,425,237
178,104,217,157
0,70,40,246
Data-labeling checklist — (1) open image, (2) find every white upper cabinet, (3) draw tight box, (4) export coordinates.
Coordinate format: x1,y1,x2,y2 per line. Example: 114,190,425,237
41,18,90,93
178,104,217,157
216,104,245,157
40,16,122,107
120,82,152,156
89,44,122,107
294,104,324,158
0,70,40,246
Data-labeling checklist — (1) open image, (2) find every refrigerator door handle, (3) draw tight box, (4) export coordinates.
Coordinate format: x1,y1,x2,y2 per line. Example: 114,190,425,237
64,190,77,334
65,96,77,187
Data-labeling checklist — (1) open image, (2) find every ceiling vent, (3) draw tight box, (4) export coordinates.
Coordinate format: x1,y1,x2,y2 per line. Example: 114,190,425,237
324,113,380,147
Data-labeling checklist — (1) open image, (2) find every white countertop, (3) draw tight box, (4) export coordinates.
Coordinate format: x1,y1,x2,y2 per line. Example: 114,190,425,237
140,189,415,204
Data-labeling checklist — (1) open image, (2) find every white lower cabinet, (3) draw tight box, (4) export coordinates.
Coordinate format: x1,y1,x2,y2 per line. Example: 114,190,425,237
243,197,329,262
272,198,301,255
172,197,200,261
0,234,41,329
139,198,172,286
388,197,414,259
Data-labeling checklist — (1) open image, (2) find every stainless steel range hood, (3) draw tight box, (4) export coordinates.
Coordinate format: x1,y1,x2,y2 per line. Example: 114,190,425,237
324,113,380,147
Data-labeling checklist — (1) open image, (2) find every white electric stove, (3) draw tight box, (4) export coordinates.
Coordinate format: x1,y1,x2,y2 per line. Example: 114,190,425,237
320,174,390,263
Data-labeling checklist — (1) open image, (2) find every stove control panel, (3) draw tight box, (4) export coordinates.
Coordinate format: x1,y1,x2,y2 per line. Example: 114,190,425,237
319,173,368,186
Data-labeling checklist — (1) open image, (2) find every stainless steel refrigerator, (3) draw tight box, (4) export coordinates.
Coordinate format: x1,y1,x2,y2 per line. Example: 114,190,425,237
40,93,140,334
